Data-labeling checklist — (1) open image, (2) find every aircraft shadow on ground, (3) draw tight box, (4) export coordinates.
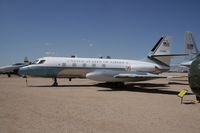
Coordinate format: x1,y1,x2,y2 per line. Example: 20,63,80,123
167,81,189,85
169,79,188,82
29,82,193,96
29,83,168,89
29,84,95,88
97,83,193,96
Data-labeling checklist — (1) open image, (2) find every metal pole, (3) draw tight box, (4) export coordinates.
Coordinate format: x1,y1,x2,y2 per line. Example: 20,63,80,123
181,97,183,104
26,77,28,87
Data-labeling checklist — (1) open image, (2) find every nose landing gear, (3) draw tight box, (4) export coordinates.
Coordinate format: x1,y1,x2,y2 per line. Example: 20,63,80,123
52,77,58,86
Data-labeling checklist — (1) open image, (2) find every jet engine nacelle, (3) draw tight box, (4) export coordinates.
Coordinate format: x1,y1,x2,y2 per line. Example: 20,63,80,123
189,56,200,101
86,70,120,82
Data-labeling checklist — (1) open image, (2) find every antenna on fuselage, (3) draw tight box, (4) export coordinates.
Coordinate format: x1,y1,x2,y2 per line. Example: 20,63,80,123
106,56,111,59
70,55,77,58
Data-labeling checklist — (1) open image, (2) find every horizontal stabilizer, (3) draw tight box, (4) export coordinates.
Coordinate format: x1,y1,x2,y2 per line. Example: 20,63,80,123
151,54,188,57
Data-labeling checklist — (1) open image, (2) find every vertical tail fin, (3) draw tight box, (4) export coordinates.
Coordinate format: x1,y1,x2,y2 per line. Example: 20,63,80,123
185,32,199,60
148,36,171,66
24,57,29,63
150,36,171,56
24,57,31,64
185,32,199,55
180,32,199,67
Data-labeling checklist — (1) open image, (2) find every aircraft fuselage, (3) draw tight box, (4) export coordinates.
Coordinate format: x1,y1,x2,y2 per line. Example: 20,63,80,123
19,57,166,82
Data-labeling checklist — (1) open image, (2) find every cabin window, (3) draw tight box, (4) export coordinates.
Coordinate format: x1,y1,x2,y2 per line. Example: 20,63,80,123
102,64,106,68
92,64,96,67
82,63,87,67
72,63,77,67
62,63,66,67
103,61,108,64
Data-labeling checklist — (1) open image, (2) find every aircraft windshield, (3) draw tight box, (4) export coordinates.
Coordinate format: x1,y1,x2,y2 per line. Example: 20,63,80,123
32,60,46,64
38,60,46,64
32,60,39,64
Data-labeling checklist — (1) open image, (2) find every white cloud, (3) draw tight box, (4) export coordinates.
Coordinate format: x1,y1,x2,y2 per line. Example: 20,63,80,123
82,38,95,48
45,51,55,56
82,38,91,42
44,42,49,46
44,42,53,46
89,43,94,47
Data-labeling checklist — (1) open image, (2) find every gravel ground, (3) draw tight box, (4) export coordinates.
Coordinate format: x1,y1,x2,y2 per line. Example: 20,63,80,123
0,73,200,133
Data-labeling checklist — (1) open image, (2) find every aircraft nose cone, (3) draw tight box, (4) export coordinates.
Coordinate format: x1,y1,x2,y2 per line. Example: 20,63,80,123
18,67,29,76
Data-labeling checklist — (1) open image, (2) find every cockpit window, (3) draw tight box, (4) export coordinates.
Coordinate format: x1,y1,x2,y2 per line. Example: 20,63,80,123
32,59,46,64
32,60,39,64
38,60,46,64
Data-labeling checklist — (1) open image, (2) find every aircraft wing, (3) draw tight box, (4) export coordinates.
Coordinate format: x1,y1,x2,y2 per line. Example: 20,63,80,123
114,73,167,79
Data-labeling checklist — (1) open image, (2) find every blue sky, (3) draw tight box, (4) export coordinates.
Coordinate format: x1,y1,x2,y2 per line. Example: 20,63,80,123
0,0,200,66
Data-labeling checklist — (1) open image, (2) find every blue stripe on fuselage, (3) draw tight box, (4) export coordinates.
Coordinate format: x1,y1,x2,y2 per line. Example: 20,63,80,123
19,66,125,78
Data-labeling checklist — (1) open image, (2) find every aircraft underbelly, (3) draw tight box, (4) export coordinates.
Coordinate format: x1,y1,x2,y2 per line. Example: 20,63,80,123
57,68,87,78
116,77,156,82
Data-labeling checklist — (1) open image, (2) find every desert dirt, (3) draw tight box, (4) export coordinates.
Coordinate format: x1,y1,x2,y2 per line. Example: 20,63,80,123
0,73,200,133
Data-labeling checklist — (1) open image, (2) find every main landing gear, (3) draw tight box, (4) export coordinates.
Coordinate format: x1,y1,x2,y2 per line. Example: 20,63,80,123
52,77,72,86
52,77,58,86
7,74,11,77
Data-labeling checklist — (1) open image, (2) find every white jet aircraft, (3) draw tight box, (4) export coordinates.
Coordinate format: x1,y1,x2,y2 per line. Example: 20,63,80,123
19,36,181,86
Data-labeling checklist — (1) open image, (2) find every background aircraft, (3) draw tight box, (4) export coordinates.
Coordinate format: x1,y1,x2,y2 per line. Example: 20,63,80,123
0,57,31,77
170,32,199,72
18,36,184,86
181,32,200,67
